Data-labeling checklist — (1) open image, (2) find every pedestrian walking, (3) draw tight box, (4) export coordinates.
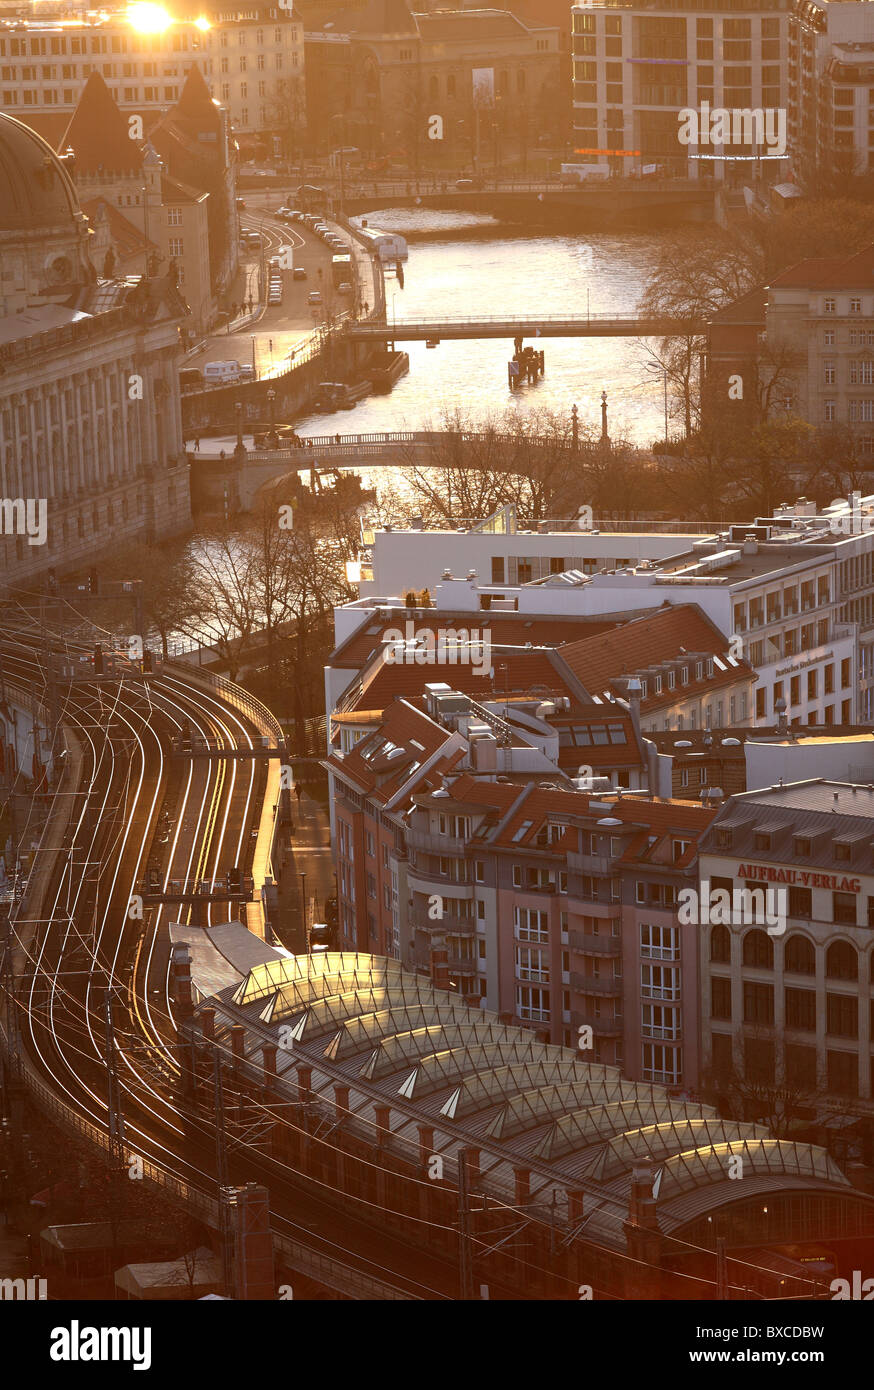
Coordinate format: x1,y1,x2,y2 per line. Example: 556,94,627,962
194,436,200,452
294,782,302,803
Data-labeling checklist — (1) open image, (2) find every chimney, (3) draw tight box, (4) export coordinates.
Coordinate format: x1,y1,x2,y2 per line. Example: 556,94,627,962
200,1006,215,1041
629,1166,660,1231
465,1148,481,1182
296,1064,312,1102
515,1168,531,1205
567,1190,584,1225
334,1084,350,1121
374,1105,391,1145
230,1023,246,1066
262,1043,277,1080
418,1124,435,1168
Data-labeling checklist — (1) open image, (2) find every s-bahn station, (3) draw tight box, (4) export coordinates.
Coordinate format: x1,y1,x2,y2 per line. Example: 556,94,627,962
173,927,874,1300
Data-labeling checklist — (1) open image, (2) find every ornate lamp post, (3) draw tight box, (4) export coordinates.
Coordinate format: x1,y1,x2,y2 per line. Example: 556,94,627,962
266,387,278,449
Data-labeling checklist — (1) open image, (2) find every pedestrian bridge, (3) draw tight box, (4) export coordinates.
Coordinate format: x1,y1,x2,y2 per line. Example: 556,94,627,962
224,429,602,509
342,313,706,342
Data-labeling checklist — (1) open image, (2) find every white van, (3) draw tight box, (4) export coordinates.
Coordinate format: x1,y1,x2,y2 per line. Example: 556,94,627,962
203,360,242,385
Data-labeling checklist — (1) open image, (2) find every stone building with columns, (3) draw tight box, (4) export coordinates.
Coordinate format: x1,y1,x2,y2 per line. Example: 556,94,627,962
700,780,874,1144
0,109,191,594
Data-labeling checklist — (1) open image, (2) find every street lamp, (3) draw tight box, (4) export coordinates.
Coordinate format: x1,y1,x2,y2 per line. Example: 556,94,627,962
233,400,246,460
266,387,278,449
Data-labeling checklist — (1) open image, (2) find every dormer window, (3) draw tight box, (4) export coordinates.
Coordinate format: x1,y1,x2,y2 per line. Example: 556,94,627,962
835,842,851,862
754,831,771,851
716,827,733,848
696,660,704,680
668,670,676,690
706,658,714,677
672,838,690,863
640,679,648,698
794,836,811,856
654,674,662,694
681,665,689,684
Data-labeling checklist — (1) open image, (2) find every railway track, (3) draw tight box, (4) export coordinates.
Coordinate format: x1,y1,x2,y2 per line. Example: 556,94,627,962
0,621,450,1300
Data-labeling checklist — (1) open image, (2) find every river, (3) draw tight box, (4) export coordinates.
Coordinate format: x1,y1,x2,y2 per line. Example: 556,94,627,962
292,209,668,450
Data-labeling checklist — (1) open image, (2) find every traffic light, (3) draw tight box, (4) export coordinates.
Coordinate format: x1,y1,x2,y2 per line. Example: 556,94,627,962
93,644,104,674
142,650,153,674
88,566,99,595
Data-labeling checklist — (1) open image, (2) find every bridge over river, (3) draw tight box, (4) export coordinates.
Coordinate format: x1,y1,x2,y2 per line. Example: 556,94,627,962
196,428,610,511
343,312,706,342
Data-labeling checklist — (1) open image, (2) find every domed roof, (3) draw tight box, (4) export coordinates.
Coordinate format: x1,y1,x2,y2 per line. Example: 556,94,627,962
0,111,80,233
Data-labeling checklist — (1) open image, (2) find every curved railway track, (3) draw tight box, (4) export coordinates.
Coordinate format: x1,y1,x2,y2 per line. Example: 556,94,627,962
0,622,451,1300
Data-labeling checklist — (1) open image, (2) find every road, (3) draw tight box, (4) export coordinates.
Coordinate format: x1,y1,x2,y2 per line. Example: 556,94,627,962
186,210,337,382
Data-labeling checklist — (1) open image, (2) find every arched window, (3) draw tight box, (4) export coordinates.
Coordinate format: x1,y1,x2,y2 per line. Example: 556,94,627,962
826,940,857,981
784,934,815,974
710,923,730,963
742,929,773,969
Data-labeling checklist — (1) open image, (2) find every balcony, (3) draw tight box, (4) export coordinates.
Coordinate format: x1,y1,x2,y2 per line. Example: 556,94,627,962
571,973,622,997
409,906,477,936
641,1023,683,1042
566,849,613,875
572,1011,623,1038
407,828,468,856
569,931,621,956
447,956,478,976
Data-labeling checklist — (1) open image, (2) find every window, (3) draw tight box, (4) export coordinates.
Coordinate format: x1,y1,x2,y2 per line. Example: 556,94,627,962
710,923,730,963
515,984,550,1022
168,238,183,258
639,923,679,960
167,207,182,226
824,298,836,314
827,993,858,1039
711,977,732,1020
515,945,549,983
640,963,680,1001
850,298,862,314
514,907,548,943
788,886,812,918
743,980,774,1024
824,359,835,385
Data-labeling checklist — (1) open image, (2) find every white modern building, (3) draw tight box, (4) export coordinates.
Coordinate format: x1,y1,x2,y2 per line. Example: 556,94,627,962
348,495,874,728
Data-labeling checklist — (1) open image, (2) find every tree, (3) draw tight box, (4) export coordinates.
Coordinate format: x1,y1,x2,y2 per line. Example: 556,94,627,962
263,77,308,168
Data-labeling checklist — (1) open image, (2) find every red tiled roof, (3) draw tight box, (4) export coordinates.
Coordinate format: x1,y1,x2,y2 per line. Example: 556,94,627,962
348,646,578,715
330,611,620,670
556,603,752,711
61,72,142,177
326,698,462,804
769,247,874,291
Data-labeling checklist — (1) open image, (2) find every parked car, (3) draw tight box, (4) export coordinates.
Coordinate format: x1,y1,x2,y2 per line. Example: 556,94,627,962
292,266,307,280
308,290,323,305
203,360,242,385
338,281,352,295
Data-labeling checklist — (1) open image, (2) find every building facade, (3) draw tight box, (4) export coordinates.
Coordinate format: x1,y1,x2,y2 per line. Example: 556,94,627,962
0,3,305,143
0,110,191,592
700,782,874,1139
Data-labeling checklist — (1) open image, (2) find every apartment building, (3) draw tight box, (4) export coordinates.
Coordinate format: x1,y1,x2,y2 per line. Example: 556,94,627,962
409,777,714,1085
571,0,791,182
0,3,304,141
571,0,874,186
700,781,874,1138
